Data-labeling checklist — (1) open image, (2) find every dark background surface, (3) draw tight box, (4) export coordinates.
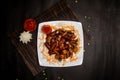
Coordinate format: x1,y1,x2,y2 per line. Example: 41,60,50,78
1,0,120,80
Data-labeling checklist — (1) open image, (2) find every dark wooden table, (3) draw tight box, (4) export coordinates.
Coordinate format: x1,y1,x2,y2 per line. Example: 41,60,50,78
2,0,120,80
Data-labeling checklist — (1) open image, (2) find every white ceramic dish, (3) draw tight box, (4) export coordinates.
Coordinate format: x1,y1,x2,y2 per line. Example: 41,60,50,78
37,21,84,67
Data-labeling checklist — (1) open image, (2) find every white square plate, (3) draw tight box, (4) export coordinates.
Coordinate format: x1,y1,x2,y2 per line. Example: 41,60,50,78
37,21,84,67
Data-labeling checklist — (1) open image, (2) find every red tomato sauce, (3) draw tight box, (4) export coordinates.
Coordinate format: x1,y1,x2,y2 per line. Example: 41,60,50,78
41,25,52,34
24,18,36,32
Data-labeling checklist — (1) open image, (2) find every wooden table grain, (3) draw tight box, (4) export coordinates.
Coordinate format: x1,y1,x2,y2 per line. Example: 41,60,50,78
5,0,120,80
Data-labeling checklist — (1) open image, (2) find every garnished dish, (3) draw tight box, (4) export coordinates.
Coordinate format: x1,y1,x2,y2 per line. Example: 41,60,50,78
37,21,84,67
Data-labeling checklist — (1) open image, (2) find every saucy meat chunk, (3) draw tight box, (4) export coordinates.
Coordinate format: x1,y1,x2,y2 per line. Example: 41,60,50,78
44,29,79,60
